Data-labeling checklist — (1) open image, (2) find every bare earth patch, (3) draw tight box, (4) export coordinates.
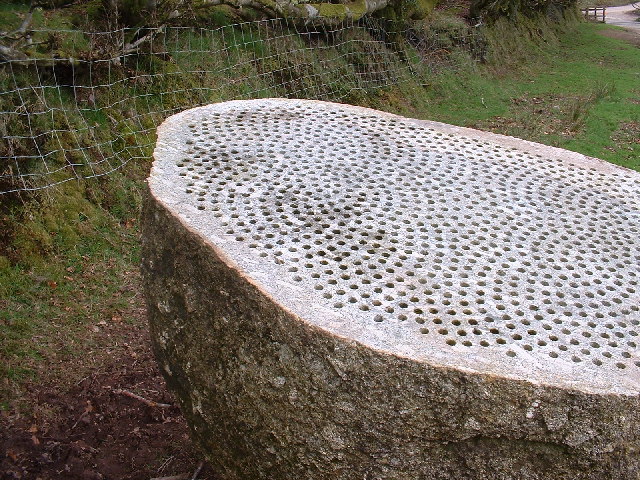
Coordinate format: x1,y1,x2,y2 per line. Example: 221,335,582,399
597,28,640,47
469,93,592,144
0,273,216,480
606,120,640,170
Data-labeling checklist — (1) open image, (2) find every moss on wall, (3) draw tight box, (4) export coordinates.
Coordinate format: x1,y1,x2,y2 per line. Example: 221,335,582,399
376,0,438,22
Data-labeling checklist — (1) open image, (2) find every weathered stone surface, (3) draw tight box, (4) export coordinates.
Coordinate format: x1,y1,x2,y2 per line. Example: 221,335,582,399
142,99,640,480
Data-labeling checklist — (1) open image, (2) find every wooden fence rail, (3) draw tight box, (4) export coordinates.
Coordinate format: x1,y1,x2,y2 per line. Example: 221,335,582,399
582,6,606,22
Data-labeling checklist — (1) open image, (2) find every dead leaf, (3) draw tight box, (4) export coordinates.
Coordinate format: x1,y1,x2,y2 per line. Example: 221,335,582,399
28,424,38,433
31,435,40,446
48,281,57,289
84,401,94,414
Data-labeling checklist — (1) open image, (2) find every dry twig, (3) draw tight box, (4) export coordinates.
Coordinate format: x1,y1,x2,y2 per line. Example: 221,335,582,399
190,461,205,480
149,475,189,480
113,388,172,408
122,25,167,56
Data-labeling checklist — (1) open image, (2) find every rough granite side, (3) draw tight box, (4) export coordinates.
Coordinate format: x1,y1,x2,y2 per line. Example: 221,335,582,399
142,192,640,480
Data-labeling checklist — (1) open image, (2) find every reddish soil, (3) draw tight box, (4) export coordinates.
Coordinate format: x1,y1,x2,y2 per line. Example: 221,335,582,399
0,307,217,480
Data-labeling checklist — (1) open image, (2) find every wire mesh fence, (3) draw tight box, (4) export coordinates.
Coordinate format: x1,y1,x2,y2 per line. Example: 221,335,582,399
0,16,482,195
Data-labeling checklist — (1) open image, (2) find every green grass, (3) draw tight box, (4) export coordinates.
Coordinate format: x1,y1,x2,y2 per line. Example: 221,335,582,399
0,3,89,55
389,19,640,171
0,171,145,404
0,2,30,30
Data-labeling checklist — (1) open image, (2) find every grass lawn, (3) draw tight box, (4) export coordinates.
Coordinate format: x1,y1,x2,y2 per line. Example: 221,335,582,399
396,21,640,171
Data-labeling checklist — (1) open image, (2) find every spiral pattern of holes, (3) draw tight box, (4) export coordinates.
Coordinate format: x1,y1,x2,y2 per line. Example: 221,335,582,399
170,101,640,374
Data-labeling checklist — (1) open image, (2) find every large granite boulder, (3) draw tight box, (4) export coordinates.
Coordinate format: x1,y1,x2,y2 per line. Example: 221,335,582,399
142,99,640,480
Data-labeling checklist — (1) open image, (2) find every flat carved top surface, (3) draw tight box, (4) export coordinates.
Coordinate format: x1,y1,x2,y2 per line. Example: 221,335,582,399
151,99,640,395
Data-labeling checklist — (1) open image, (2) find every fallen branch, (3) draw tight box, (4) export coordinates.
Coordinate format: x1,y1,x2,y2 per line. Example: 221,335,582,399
123,25,167,56
190,461,205,480
0,44,81,67
0,43,29,62
113,388,172,408
1,12,32,41
197,0,278,17
196,0,392,23
149,475,189,480
15,11,34,38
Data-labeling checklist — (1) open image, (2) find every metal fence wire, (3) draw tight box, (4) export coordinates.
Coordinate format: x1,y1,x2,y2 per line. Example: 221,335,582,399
0,16,481,195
